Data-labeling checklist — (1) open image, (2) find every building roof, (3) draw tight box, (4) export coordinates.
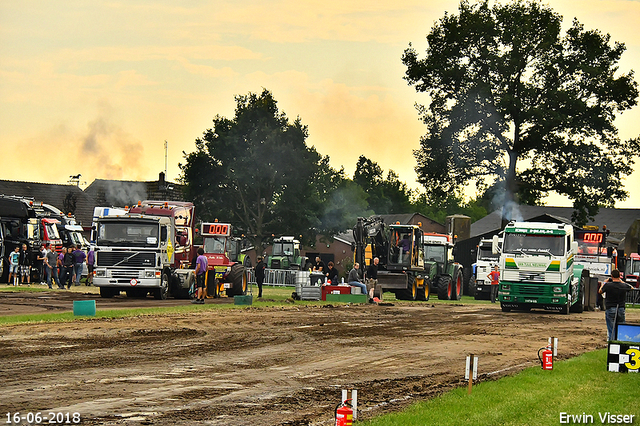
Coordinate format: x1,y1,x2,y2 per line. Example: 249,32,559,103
470,205,640,240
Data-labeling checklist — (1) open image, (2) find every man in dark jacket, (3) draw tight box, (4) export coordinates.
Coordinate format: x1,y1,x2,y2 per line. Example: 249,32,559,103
599,269,634,341
18,244,31,285
255,256,266,298
63,246,75,289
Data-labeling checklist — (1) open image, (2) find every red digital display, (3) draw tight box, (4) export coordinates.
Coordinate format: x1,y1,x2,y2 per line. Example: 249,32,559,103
202,223,231,236
576,231,604,243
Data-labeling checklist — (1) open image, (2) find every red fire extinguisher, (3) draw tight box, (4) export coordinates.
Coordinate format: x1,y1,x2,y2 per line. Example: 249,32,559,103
538,345,553,370
335,399,353,426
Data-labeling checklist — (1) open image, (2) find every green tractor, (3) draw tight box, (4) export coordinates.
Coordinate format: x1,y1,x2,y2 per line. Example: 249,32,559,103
423,232,464,300
267,236,310,270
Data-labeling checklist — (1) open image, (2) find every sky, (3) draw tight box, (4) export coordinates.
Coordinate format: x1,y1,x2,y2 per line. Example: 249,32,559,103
1,0,639,208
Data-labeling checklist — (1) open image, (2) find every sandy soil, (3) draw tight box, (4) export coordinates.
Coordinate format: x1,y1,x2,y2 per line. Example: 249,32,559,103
0,288,630,425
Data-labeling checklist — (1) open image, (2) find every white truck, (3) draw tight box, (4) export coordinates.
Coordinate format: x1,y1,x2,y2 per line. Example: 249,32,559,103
92,201,196,300
495,221,585,314
469,237,500,300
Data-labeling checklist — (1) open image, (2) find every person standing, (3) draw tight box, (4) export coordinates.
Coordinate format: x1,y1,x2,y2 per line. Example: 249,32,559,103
18,243,31,285
37,244,47,285
313,256,325,273
599,269,634,341
191,247,208,304
8,246,20,285
487,265,500,304
86,246,95,286
348,262,367,296
45,246,59,289
63,246,75,289
72,244,86,286
255,256,266,298
57,247,66,289
365,257,379,301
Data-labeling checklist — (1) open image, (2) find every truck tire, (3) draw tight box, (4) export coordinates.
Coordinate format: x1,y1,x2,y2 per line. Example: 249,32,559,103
570,279,585,313
99,287,117,298
154,272,169,300
227,263,247,297
437,275,453,300
468,276,477,298
452,269,463,301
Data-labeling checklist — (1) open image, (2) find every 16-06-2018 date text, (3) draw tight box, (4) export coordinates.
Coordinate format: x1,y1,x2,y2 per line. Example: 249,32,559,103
5,412,81,424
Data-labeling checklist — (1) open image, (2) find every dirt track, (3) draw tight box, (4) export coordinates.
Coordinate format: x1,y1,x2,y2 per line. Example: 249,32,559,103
0,288,629,425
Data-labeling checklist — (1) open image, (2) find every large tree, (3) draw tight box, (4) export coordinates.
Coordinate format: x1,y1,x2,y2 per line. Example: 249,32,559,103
402,0,639,225
180,89,334,249
353,155,413,214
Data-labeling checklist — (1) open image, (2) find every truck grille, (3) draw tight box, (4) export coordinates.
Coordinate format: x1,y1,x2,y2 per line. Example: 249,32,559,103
112,269,142,279
97,251,155,267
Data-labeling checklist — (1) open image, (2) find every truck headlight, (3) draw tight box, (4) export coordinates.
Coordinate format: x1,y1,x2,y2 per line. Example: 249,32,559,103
553,287,563,293
145,270,155,278
501,284,510,291
95,269,106,277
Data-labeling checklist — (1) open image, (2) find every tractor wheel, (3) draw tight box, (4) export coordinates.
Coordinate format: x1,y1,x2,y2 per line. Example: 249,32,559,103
452,269,463,301
417,278,430,301
243,255,252,268
227,263,247,297
468,276,477,298
395,274,417,301
570,279,585,313
437,275,453,300
154,272,169,300
206,273,219,298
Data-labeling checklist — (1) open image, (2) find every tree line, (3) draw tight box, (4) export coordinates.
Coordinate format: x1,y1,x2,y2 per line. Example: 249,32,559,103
180,0,638,250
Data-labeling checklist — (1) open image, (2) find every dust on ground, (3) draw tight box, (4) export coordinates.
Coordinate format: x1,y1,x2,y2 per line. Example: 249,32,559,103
0,288,624,425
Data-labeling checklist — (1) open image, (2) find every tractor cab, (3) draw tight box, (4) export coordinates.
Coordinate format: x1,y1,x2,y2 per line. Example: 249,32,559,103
423,233,454,275
388,225,424,271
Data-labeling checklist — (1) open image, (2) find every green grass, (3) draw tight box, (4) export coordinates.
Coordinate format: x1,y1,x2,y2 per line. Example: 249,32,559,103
360,350,640,426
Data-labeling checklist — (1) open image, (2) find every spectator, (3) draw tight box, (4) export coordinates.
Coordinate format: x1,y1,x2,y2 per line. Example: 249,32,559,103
348,262,367,296
86,246,95,286
325,261,339,285
18,243,31,285
37,244,47,285
45,246,59,289
72,244,86,286
63,247,75,289
191,247,207,304
8,246,20,285
255,256,266,298
57,247,66,289
599,269,634,341
312,256,325,273
365,257,379,301
487,265,500,303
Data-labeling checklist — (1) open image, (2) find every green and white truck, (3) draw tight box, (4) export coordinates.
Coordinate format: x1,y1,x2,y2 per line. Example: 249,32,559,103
494,221,585,314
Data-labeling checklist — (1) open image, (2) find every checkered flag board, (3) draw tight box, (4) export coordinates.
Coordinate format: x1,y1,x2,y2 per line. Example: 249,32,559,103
607,343,640,373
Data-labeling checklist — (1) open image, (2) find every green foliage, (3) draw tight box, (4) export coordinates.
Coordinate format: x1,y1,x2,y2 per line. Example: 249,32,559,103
353,156,413,214
413,192,488,224
403,0,639,225
180,89,344,248
362,349,639,426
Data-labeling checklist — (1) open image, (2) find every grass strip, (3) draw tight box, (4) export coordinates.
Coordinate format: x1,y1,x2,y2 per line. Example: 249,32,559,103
360,349,639,426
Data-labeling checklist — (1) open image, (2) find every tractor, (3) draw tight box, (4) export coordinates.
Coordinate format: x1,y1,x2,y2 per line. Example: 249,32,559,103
267,236,309,270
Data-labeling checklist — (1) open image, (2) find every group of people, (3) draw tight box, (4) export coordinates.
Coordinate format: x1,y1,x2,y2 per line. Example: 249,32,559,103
6,243,94,290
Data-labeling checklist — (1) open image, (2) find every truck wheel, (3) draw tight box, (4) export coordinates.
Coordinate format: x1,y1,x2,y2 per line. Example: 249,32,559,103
154,272,169,300
437,275,453,300
227,263,247,296
468,276,477,298
452,269,463,301
570,279,585,313
99,287,116,298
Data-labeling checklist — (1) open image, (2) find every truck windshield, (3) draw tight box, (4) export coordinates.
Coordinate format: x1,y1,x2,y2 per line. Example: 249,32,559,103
503,233,564,256
44,223,60,240
97,222,159,247
478,244,499,261
626,259,640,275
204,237,226,254
273,242,294,256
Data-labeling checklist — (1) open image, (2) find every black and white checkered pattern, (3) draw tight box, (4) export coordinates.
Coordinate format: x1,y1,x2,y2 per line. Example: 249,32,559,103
607,343,640,373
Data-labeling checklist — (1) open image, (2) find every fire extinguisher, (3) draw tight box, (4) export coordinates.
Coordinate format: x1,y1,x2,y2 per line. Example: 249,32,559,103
538,345,553,370
335,399,353,426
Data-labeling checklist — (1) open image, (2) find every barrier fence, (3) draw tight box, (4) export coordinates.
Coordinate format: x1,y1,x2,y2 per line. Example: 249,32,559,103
246,268,313,287
626,288,640,306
